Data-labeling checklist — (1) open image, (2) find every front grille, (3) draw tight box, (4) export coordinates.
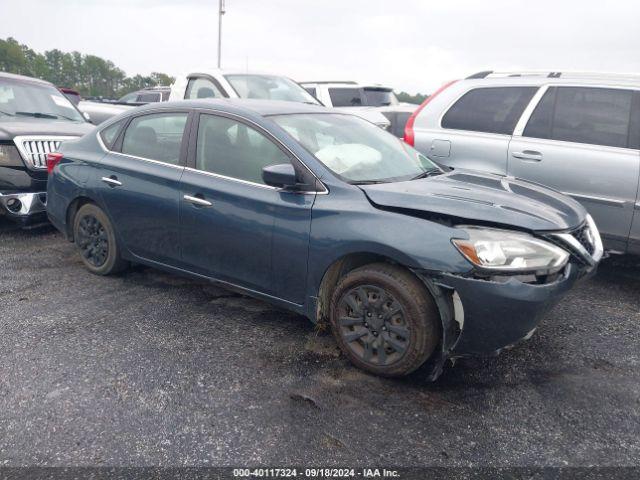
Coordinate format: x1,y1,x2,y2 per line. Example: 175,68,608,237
546,221,601,267
572,224,595,255
13,136,77,169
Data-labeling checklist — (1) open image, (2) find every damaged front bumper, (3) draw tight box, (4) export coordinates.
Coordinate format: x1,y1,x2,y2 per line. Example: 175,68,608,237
415,262,594,379
0,191,48,226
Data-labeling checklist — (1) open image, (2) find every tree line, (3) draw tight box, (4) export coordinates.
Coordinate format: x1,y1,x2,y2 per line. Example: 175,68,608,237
0,37,429,103
396,91,429,105
0,37,174,99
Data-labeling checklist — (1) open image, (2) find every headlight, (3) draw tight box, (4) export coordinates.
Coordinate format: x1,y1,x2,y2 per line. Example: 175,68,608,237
452,226,569,272
0,144,24,167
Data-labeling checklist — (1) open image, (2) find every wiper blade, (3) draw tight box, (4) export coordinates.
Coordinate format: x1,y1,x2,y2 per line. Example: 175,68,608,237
410,168,442,180
0,109,15,116
16,111,59,119
351,180,388,185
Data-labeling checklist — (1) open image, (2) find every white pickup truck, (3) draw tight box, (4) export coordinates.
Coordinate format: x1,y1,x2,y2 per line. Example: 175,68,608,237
169,69,392,131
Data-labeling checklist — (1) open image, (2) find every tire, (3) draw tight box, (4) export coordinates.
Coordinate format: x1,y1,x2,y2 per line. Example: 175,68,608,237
73,203,128,275
329,263,439,377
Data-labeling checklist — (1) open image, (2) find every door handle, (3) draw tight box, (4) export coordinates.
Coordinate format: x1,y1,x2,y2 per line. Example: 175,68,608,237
512,150,543,162
101,176,122,187
184,194,212,207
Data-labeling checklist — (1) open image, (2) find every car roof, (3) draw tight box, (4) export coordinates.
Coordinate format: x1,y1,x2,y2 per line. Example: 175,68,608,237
0,71,53,87
186,68,296,78
460,71,640,88
301,81,394,91
135,98,329,116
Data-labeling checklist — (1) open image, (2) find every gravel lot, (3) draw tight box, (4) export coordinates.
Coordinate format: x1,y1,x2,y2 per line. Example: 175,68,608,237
1,217,639,467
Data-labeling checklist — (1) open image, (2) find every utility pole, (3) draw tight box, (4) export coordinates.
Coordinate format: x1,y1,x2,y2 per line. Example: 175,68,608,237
217,0,226,68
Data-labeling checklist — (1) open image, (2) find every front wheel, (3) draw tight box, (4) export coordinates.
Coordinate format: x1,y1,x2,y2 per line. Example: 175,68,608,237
329,263,440,377
73,203,128,275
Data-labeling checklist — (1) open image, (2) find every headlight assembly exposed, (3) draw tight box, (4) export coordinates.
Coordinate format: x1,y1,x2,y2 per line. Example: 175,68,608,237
452,226,569,272
0,144,24,167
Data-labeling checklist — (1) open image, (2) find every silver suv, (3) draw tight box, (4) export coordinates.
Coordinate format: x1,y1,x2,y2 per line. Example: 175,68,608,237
405,71,640,255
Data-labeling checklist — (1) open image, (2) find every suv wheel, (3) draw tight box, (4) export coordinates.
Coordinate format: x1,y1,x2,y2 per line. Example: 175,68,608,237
73,203,128,275
329,263,439,377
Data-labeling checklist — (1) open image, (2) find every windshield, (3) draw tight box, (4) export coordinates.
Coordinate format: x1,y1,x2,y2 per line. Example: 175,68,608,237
363,88,398,107
0,78,85,122
225,74,320,105
271,113,439,183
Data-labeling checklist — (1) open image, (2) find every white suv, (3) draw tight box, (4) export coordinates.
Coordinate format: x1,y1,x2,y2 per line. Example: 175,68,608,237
300,81,418,135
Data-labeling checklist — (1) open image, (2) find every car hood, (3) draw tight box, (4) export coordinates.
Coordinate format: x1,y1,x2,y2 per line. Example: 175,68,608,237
359,170,586,232
0,117,94,141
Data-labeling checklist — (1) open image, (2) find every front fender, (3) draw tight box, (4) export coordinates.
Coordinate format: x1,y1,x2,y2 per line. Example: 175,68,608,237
305,188,472,317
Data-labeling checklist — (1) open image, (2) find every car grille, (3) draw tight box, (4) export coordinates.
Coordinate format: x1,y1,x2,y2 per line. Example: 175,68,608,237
546,217,603,267
13,136,77,169
572,224,595,255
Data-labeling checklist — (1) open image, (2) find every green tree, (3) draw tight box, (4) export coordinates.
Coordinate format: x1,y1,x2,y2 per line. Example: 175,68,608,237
0,37,174,99
396,91,429,105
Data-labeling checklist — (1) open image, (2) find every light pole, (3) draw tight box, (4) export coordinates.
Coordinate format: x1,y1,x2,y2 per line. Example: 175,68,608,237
217,0,226,68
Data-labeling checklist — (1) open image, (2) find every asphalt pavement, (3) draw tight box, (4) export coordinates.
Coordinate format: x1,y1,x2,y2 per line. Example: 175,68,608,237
1,218,639,467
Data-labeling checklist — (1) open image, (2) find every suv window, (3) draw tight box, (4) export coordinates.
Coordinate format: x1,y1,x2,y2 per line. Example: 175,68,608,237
185,78,224,100
304,87,317,97
121,112,188,165
118,92,138,103
524,86,634,149
137,92,162,103
196,114,290,185
442,87,537,135
329,88,364,107
631,92,640,150
100,120,124,149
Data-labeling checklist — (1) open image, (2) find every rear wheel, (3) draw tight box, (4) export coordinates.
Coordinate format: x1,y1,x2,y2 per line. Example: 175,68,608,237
329,263,439,377
73,203,127,275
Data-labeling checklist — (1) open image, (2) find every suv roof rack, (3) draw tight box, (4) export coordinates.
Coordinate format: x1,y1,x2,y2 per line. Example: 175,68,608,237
300,80,358,85
466,70,640,82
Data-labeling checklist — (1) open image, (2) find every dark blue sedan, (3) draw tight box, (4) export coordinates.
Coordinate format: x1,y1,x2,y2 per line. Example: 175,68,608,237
46,99,603,378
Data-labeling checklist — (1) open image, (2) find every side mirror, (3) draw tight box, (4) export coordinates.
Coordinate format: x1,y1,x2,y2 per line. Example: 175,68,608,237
82,111,91,122
262,163,298,189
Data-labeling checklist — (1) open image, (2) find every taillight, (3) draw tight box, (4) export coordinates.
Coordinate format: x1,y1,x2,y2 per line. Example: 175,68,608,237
403,80,458,146
46,152,63,174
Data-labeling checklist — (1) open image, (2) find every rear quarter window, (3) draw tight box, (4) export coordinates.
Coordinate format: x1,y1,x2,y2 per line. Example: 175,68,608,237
99,120,125,150
442,86,537,135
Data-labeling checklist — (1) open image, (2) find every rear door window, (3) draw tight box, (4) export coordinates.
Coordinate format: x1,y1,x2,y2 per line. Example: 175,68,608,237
524,86,633,149
442,87,537,135
121,112,188,165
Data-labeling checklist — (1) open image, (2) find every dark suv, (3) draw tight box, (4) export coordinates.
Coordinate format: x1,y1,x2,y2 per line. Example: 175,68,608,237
0,72,93,226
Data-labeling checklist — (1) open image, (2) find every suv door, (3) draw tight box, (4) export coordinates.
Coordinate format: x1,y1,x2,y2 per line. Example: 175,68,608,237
508,86,640,252
423,86,538,174
98,110,191,265
179,112,316,303
625,93,640,254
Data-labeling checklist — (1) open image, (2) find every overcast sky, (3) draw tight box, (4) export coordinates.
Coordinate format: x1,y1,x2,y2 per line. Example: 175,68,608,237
4,0,640,94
